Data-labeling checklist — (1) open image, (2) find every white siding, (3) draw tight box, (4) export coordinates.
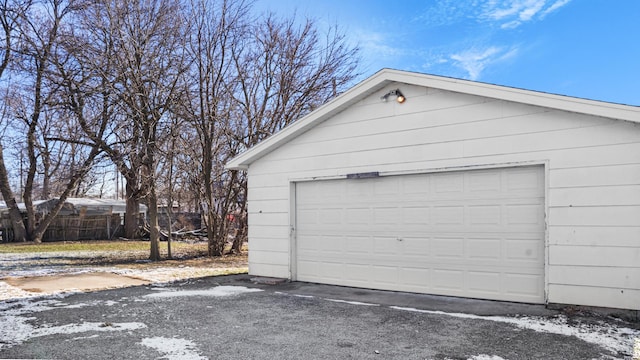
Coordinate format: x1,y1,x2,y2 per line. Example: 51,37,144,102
247,83,640,310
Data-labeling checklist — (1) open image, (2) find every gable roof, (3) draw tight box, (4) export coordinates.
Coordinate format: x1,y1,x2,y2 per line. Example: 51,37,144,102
226,68,640,170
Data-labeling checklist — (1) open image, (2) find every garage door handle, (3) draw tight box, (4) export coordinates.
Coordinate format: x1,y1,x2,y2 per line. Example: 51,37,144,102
396,237,403,242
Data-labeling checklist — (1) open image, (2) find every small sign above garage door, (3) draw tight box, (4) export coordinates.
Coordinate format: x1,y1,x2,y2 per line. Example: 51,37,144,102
294,166,546,304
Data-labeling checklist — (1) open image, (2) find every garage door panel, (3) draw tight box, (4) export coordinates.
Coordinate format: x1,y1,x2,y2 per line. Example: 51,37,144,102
346,208,370,224
344,236,372,254
506,204,544,224
319,209,343,224
344,264,370,282
468,205,502,225
400,237,430,256
468,271,501,293
507,168,544,191
373,236,398,255
295,166,545,303
433,206,465,224
433,269,465,290
433,173,464,194
432,237,465,258
467,238,501,259
373,207,401,224
402,176,430,195
319,262,344,280
402,207,430,224
504,273,543,297
374,176,401,195
372,265,399,284
467,171,502,193
400,267,431,287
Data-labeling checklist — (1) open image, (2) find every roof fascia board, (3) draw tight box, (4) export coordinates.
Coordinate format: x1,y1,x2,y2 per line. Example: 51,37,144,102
386,69,640,123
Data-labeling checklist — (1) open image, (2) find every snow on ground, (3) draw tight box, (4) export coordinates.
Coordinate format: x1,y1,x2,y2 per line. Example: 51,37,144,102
325,298,380,306
0,281,34,300
144,285,263,298
111,266,242,283
0,251,115,278
0,251,247,301
0,296,147,350
391,306,640,358
139,337,208,360
466,356,507,360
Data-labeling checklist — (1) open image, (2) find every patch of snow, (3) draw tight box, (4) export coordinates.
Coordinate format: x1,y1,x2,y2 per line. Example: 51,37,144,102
293,294,315,299
326,298,380,306
0,281,35,301
634,338,639,359
72,334,100,340
468,355,508,360
274,291,315,299
391,306,639,357
144,285,262,299
34,321,146,338
139,337,207,360
1,315,146,350
0,295,144,350
113,267,243,283
1,251,247,302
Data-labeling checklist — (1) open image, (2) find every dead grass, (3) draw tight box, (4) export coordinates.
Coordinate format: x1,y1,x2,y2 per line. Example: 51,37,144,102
0,240,248,271
0,240,204,254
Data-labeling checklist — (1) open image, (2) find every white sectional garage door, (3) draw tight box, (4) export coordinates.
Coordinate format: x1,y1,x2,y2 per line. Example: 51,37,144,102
295,166,546,303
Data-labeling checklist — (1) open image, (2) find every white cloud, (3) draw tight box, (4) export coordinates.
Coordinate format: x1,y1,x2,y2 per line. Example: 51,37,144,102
541,0,572,17
450,45,518,80
482,0,572,28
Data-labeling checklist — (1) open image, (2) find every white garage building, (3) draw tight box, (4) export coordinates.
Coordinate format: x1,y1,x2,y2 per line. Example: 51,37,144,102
226,69,640,310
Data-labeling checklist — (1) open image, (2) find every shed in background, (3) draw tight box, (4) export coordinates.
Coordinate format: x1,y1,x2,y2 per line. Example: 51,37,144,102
0,198,148,242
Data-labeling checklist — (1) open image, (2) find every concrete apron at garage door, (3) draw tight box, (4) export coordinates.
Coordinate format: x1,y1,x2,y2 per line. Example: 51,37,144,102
293,165,546,304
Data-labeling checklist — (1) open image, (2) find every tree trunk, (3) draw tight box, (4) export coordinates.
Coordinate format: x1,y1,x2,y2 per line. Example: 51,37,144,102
124,181,139,239
0,145,26,242
148,185,161,261
166,207,172,260
207,211,224,256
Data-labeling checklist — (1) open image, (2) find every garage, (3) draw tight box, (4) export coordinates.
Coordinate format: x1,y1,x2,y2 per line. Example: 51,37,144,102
295,166,545,303
227,69,640,310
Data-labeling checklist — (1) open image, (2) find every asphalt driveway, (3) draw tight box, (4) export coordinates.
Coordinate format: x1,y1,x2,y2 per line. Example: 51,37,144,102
1,274,638,360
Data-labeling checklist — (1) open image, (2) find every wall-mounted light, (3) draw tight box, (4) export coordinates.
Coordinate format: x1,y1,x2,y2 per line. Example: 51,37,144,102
381,89,406,104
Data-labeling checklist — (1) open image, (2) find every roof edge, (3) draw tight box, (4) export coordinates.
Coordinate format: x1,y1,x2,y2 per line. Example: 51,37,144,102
226,69,640,170
226,69,394,170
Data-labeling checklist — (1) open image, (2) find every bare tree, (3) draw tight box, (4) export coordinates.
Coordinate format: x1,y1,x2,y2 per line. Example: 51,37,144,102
226,13,360,252
77,0,188,260
0,0,105,242
0,0,28,241
179,0,249,256
178,4,359,255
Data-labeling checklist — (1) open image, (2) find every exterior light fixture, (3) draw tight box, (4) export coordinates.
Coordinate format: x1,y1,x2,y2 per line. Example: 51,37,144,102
381,89,406,103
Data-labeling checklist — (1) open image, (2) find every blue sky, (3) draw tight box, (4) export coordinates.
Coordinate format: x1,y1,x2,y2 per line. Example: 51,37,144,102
254,0,640,106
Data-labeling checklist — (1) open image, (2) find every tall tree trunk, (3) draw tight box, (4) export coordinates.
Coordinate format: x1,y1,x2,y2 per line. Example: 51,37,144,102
124,180,139,239
0,145,26,242
207,211,223,256
148,184,161,261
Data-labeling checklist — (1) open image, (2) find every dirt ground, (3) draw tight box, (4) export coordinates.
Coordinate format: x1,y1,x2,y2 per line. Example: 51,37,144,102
5,272,150,292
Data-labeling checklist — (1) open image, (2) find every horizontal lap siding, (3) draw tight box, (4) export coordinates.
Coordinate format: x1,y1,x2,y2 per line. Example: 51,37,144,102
246,174,291,278
247,83,640,309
